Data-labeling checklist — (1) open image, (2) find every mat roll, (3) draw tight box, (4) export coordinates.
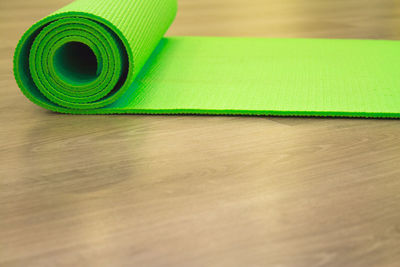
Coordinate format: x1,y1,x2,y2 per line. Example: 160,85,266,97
14,0,400,118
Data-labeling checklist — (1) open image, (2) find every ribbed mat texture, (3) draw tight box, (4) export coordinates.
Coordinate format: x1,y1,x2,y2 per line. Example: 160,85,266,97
14,0,400,117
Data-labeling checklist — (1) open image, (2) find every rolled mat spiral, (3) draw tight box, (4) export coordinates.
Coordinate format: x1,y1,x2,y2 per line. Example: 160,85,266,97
14,0,400,117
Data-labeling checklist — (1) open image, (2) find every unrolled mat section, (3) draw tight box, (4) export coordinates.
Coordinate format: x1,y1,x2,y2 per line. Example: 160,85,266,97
14,0,400,118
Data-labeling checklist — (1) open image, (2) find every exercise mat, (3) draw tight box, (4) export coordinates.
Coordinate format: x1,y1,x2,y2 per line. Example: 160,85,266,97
13,0,400,118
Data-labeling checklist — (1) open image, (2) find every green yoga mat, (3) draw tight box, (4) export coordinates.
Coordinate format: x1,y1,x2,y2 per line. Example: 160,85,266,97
14,0,400,118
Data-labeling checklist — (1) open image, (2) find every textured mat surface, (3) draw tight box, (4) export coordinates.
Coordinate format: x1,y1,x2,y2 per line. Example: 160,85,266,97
14,0,400,117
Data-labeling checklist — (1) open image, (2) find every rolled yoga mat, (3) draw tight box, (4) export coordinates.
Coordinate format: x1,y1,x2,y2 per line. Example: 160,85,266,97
14,0,400,118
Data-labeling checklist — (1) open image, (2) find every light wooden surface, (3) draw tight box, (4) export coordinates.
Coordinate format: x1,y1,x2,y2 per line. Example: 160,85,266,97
1,0,400,266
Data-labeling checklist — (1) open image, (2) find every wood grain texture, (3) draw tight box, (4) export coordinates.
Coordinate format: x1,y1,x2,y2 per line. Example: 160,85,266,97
1,0,400,266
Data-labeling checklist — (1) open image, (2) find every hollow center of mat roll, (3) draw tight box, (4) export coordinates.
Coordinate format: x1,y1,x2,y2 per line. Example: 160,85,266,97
53,42,99,85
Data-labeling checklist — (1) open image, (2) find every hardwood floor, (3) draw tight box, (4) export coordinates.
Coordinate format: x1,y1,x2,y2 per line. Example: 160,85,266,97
0,0,400,266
